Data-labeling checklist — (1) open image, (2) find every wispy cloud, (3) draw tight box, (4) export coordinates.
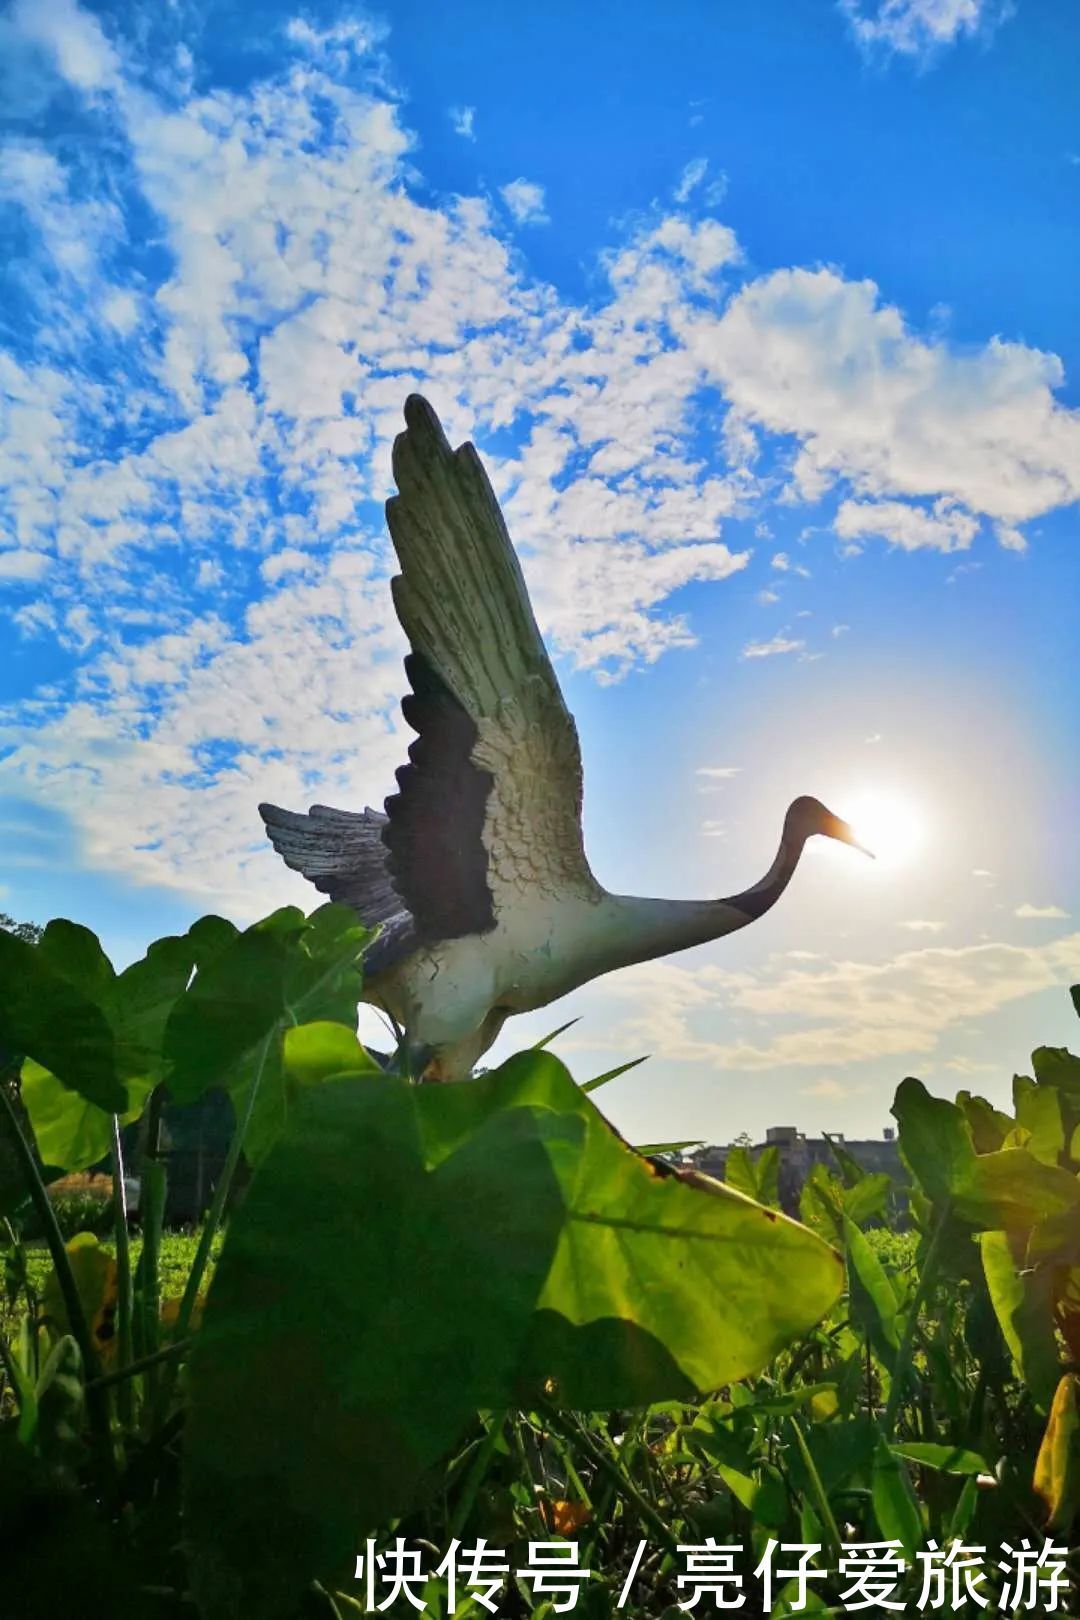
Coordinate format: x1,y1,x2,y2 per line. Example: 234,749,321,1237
1015,902,1070,920
899,919,946,932
675,157,708,203
741,635,805,659
696,765,742,779
500,177,549,225
449,104,475,140
595,932,1080,1069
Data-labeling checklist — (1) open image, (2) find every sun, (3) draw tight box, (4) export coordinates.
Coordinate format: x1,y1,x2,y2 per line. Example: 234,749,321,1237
844,789,927,871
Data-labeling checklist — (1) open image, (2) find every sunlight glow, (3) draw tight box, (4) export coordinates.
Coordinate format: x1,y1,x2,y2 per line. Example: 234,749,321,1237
845,789,928,871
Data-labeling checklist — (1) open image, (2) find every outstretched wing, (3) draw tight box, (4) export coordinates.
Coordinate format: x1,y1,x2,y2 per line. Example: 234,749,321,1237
257,802,417,977
383,395,598,928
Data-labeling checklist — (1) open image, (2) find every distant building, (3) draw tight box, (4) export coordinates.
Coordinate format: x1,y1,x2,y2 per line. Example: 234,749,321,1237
681,1125,904,1217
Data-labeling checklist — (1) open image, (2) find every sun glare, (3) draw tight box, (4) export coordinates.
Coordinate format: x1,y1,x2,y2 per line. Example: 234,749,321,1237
845,790,927,871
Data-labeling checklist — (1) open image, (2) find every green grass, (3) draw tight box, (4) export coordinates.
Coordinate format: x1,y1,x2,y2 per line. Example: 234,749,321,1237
2,1226,218,1343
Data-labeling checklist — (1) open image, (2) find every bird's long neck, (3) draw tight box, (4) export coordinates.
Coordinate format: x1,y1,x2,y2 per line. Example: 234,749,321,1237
602,828,805,971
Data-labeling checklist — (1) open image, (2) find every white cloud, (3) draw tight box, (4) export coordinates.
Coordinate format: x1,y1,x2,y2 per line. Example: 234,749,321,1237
840,0,1011,59
449,105,475,140
595,932,1080,1069
803,1077,866,1101
696,765,742,779
831,623,850,637
757,588,780,605
500,178,549,225
836,497,979,553
899,919,946,932
0,0,1076,920
741,634,805,659
701,820,727,838
0,549,51,581
11,0,121,91
1015,902,1070,920
675,157,708,203
689,267,1080,528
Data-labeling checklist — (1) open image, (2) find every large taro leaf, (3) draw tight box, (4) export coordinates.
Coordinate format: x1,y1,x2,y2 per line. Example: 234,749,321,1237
20,929,197,1172
163,904,372,1165
184,1050,843,1618
0,929,122,1114
893,1079,1080,1231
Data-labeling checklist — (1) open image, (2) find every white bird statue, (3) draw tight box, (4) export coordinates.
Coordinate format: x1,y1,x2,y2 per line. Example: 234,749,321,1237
260,396,868,1080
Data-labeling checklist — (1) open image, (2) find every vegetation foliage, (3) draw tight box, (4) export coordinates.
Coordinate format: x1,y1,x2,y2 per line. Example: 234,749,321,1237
1,905,1079,1615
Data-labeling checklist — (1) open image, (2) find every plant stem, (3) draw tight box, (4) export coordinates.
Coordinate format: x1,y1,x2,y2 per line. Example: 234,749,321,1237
110,1113,134,1428
789,1412,842,1568
537,1400,679,1555
0,1082,115,1490
447,1411,506,1542
134,1084,167,1415
882,1204,950,1440
87,1335,190,1392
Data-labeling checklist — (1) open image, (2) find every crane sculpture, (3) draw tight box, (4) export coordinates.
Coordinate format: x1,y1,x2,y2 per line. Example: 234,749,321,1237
260,396,869,1080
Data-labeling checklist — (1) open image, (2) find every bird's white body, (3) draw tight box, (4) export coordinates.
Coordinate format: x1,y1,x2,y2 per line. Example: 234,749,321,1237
261,397,865,1080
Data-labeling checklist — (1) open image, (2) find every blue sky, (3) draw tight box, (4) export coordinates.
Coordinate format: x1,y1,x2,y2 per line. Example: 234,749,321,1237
1,0,1077,1147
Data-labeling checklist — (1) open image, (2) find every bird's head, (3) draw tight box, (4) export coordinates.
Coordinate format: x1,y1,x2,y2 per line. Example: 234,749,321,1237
784,795,874,858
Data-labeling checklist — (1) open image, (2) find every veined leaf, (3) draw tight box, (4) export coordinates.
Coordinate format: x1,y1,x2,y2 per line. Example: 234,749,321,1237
980,1229,1061,1411
0,930,123,1114
185,1050,843,1615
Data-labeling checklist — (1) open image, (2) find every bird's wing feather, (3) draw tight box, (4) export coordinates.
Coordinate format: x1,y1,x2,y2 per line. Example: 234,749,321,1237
384,395,596,925
258,802,417,976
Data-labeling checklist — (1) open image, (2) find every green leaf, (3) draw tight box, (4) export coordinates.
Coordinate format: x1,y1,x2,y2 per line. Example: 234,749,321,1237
19,932,195,1172
1034,1374,1080,1528
580,1054,648,1093
21,1060,152,1174
894,1081,1080,1231
844,1215,900,1351
723,1144,757,1200
954,1149,1080,1231
956,1091,1012,1154
843,1172,892,1228
0,931,123,1113
531,1018,580,1051
1033,1046,1080,1096
38,920,116,1004
980,1229,1061,1410
892,1079,975,1206
165,905,371,1163
1014,1076,1065,1166
825,1134,866,1189
634,1138,703,1157
185,1051,843,1615
756,1144,781,1209
111,934,196,1085
891,1442,989,1476
716,1462,788,1529
872,1429,923,1555
282,1022,381,1086
799,1162,845,1245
